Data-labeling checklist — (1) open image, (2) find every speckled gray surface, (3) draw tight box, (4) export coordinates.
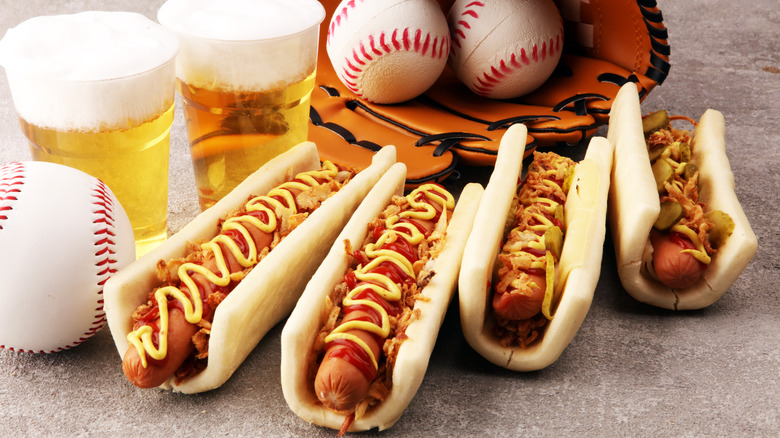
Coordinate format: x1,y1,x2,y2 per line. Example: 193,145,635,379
0,1,778,437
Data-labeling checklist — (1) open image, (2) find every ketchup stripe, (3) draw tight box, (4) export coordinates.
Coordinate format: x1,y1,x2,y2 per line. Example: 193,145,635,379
127,163,345,366
322,184,455,381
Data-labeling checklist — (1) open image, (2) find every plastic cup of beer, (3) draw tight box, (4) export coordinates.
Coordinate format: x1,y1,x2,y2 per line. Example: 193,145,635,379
0,11,179,257
158,0,326,210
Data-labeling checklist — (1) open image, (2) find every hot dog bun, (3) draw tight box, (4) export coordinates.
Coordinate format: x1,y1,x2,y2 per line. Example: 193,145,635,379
607,83,757,309
458,124,614,371
281,163,483,432
104,142,395,393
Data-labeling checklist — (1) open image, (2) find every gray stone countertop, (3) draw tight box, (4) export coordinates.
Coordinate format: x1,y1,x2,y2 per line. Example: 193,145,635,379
0,1,777,436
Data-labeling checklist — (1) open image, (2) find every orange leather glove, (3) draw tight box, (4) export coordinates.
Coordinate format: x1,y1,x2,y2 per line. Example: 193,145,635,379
309,0,671,185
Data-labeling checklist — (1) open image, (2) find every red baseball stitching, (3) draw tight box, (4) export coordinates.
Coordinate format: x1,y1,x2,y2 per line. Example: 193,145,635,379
472,29,562,96
0,162,33,353
338,28,450,98
327,0,449,99
0,162,24,231
80,180,119,348
327,0,363,46
450,1,484,51
0,168,119,354
450,1,563,97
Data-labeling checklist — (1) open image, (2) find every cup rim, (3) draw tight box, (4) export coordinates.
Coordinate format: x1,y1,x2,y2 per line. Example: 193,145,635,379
162,18,323,46
156,0,325,44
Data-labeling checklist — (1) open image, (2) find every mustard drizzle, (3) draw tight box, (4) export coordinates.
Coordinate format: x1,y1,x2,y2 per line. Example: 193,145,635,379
671,224,711,264
128,162,339,368
502,155,572,320
324,184,455,372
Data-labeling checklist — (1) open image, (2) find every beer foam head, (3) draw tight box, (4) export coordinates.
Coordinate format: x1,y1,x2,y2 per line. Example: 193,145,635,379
158,0,325,91
158,0,325,41
0,11,179,130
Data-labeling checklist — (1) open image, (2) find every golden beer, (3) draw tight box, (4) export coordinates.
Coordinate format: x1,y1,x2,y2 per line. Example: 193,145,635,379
158,0,325,210
21,105,174,256
178,73,315,209
0,11,180,258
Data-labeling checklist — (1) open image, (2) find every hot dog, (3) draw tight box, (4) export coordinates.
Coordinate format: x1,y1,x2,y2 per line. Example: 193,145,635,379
121,171,317,388
491,150,575,348
606,83,757,309
281,163,482,433
459,124,614,371
314,184,445,416
104,142,396,393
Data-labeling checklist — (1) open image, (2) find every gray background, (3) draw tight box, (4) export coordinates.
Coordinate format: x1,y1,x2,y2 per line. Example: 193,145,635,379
1,1,778,436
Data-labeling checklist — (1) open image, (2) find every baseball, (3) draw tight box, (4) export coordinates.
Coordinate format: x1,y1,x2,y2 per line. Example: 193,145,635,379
326,0,450,104
0,161,135,353
448,0,563,99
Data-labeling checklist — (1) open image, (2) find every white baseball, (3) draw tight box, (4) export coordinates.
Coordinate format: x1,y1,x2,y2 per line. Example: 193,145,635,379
448,0,563,99
326,0,450,104
0,161,135,353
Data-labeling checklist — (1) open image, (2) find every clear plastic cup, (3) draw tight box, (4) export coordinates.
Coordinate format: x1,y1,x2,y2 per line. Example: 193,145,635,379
157,0,326,210
0,11,180,257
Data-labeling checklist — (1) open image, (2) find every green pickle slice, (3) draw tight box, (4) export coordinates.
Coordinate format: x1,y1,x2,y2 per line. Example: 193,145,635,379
648,144,666,162
643,109,670,137
705,210,735,248
652,159,674,193
679,141,692,163
543,225,564,260
682,162,699,180
654,201,685,230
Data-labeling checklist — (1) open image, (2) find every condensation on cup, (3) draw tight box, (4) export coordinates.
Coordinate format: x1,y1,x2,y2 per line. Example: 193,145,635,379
0,12,179,257
158,0,326,210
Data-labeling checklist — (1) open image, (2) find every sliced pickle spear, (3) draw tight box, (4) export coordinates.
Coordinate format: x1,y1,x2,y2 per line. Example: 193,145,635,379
705,210,735,248
544,225,563,260
679,141,692,163
654,201,684,230
652,159,674,193
643,110,670,137
562,164,576,194
554,204,564,225
648,144,666,162
683,162,699,180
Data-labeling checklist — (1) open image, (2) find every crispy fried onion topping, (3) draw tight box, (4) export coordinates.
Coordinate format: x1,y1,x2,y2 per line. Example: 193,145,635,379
132,164,354,382
312,192,450,419
650,127,717,259
494,152,574,348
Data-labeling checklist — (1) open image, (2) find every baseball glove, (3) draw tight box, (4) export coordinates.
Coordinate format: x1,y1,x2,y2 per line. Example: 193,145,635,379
309,0,671,185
